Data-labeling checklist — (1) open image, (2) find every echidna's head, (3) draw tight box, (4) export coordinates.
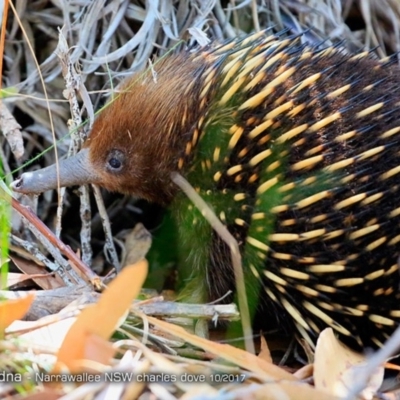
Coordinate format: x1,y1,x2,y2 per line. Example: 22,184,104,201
12,54,205,204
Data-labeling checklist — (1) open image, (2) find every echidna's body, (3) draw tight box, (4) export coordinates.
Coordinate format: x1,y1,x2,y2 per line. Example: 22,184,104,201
12,31,400,349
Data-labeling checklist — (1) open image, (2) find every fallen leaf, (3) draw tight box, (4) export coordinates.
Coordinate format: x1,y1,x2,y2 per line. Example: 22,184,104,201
122,223,152,267
314,328,384,400
84,333,115,364
0,293,35,332
5,272,35,289
294,363,313,380
54,259,148,372
11,255,64,290
10,317,77,352
258,334,272,363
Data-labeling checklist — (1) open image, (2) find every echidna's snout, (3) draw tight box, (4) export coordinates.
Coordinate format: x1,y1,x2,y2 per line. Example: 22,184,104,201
11,148,99,194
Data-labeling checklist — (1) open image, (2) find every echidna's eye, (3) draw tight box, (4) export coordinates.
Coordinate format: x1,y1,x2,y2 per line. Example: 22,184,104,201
109,158,121,169
106,149,125,173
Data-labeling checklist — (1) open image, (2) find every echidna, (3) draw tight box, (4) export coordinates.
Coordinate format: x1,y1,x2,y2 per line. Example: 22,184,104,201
12,30,400,349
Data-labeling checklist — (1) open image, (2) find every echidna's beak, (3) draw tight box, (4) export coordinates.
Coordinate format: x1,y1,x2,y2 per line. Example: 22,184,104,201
11,148,100,194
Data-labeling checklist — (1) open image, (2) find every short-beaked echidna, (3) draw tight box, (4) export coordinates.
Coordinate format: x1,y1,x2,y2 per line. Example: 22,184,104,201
12,30,400,349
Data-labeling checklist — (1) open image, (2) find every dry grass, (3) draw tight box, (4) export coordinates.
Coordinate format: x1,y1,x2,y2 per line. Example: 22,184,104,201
2,0,400,399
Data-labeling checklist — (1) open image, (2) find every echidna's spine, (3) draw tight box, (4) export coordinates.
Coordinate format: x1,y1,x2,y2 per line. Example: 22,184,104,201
173,30,400,349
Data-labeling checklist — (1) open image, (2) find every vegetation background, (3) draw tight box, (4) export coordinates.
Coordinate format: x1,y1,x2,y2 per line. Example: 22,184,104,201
1,1,400,399
3,0,400,281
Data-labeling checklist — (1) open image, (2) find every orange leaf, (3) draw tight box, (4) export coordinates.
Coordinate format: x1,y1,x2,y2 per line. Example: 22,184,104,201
54,259,148,372
0,293,35,332
21,388,63,400
84,333,116,364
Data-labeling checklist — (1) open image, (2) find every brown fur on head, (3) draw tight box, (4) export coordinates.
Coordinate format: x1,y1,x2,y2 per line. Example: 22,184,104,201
84,53,205,204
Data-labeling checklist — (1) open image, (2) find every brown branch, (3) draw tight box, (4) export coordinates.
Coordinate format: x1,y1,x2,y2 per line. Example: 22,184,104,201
11,197,104,291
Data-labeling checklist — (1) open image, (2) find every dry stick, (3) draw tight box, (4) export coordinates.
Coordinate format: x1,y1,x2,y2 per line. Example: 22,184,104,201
0,182,79,286
55,30,93,267
54,187,66,239
0,144,12,178
10,234,64,275
10,197,103,290
171,172,255,355
13,214,79,287
0,100,24,161
214,1,237,39
77,185,93,266
0,3,24,164
0,0,9,90
92,185,120,272
251,0,261,32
